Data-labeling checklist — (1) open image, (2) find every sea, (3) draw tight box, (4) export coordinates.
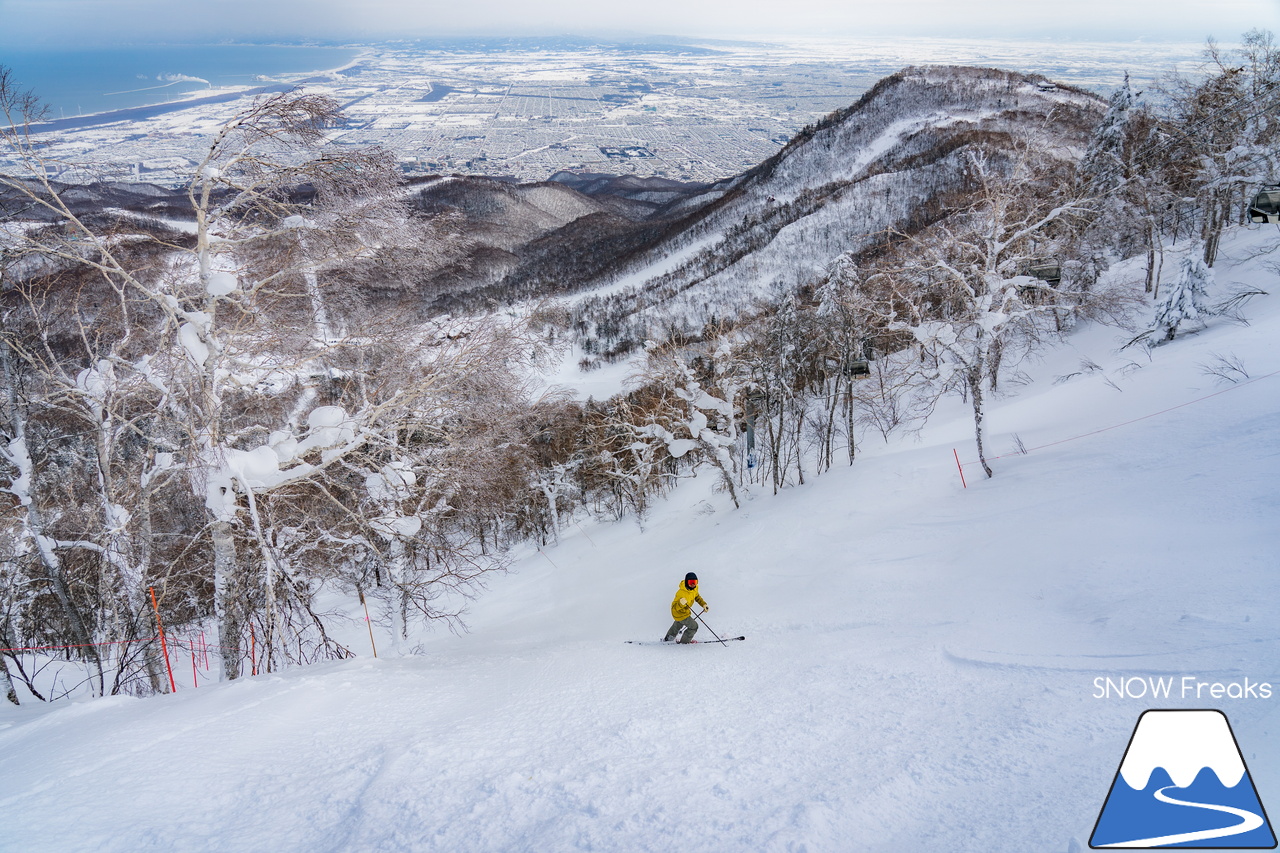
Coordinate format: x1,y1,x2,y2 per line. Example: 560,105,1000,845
0,45,361,120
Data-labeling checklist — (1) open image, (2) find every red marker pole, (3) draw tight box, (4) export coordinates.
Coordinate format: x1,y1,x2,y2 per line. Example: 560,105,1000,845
148,587,177,693
953,448,968,489
360,590,378,658
191,645,198,688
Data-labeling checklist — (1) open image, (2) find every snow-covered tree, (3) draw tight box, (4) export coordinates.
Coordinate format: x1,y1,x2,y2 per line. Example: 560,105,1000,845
816,253,942,447
0,337,107,695
635,340,742,508
735,295,813,493
862,145,1104,477
1152,249,1215,343
812,256,877,469
584,397,671,525
0,77,534,689
1159,30,1280,267
1080,72,1135,195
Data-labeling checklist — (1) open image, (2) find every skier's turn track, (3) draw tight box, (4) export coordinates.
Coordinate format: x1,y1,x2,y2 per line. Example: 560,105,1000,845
1106,787,1265,848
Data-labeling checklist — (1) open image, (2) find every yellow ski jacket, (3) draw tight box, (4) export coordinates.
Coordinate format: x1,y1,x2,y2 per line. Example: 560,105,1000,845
670,581,708,620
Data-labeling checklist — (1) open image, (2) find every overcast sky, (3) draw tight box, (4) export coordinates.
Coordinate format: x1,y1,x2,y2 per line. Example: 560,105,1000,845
0,0,1276,47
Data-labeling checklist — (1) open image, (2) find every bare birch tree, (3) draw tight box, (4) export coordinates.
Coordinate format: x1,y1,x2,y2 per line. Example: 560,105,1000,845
1,73,531,688
861,145,1109,477
633,340,742,508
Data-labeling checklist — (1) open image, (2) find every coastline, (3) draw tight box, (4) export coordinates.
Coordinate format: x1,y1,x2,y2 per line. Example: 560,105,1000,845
27,52,370,134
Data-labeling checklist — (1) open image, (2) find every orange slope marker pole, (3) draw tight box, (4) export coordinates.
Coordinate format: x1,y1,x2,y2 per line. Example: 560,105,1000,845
149,586,177,693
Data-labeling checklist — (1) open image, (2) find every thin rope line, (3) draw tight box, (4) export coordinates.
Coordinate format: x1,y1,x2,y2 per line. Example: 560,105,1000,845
961,366,1279,465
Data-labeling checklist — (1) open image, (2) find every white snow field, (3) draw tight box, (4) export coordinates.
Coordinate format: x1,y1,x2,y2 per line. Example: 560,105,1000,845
2,227,1279,853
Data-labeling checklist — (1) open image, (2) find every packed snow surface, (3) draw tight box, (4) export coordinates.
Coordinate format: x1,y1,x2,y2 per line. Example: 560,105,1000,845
2,228,1279,852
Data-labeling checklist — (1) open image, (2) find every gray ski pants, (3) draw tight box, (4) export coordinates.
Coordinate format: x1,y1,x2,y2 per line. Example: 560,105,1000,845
664,616,699,643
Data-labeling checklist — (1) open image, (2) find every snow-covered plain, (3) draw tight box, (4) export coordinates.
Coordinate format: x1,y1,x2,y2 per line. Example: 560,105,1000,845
2,227,1279,852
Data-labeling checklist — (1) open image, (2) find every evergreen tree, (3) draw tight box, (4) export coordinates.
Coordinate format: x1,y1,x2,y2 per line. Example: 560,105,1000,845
1081,72,1134,194
1153,251,1214,342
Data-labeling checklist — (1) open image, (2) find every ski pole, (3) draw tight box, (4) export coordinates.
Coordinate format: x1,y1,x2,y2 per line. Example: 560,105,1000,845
694,609,730,645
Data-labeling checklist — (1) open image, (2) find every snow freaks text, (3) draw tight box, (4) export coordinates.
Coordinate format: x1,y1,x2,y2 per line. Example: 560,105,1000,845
1093,676,1274,701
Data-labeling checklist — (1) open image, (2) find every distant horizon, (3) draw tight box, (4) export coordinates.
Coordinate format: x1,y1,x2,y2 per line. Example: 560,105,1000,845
1,34,1217,126
1,34,1222,189
1,0,1275,50
0,30,1256,52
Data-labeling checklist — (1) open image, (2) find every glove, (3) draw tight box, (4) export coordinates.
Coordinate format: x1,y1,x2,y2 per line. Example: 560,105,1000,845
703,605,710,612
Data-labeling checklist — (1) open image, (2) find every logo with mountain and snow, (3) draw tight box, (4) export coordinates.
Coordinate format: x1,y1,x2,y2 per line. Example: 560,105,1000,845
1091,710,1276,848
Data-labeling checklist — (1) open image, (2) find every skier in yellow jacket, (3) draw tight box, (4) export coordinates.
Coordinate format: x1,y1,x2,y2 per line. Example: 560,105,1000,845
663,572,709,643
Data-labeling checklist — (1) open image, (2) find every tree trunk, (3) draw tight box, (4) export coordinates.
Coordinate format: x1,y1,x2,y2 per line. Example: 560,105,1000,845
0,651,18,705
32,514,105,695
1145,217,1158,295
969,366,994,479
386,539,409,654
540,482,560,543
1202,189,1224,268
136,478,163,693
843,379,857,466
988,339,1004,392
765,403,783,495
211,519,242,681
793,403,806,486
822,376,841,473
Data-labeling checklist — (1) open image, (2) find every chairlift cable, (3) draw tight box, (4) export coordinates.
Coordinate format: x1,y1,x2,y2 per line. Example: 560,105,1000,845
1120,81,1280,177
1092,77,1280,234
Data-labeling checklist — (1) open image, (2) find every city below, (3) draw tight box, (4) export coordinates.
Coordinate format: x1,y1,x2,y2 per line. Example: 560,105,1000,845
7,36,1205,186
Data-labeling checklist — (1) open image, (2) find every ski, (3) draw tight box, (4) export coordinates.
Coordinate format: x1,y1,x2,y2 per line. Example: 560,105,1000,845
626,636,746,645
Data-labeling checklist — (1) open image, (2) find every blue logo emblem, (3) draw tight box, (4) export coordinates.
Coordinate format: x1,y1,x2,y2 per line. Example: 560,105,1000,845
1091,710,1276,848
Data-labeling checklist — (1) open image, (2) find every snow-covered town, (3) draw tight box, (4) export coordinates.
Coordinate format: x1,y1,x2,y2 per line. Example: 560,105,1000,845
4,37,1205,186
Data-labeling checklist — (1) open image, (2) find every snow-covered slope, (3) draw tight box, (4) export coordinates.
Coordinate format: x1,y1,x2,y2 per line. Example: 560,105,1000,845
573,66,1105,354
1,227,1277,852
408,174,680,307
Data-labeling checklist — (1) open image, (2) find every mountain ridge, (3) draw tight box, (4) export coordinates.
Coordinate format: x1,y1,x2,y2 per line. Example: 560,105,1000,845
567,65,1105,361
2,65,1106,337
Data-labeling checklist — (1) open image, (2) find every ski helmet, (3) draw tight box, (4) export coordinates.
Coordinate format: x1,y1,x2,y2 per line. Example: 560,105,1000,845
685,572,698,582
